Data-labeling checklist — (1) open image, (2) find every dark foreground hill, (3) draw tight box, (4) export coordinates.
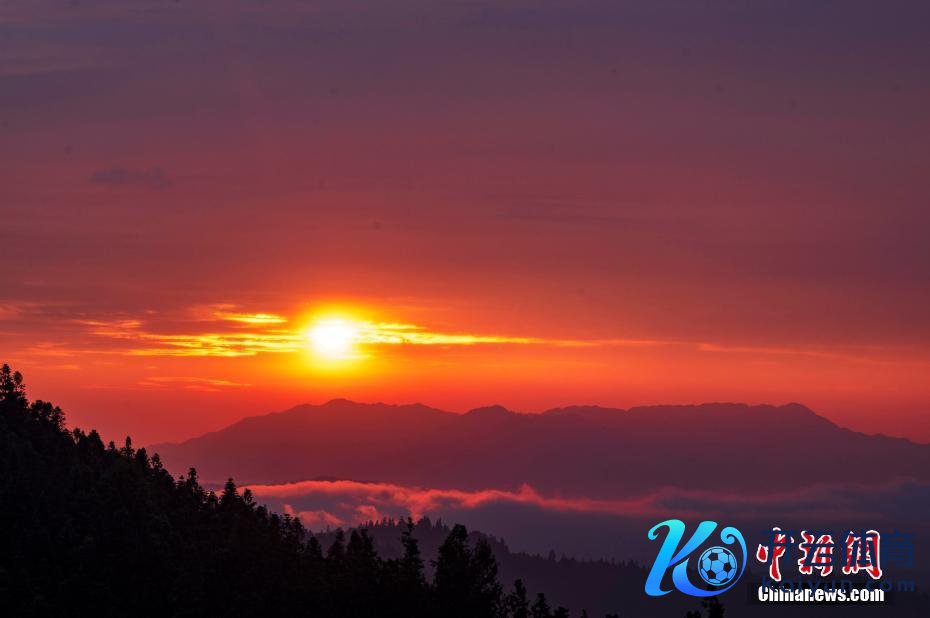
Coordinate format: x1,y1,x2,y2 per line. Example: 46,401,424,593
0,364,572,618
152,399,930,494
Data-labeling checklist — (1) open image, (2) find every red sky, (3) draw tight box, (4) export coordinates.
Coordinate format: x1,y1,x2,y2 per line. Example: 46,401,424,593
2,0,929,444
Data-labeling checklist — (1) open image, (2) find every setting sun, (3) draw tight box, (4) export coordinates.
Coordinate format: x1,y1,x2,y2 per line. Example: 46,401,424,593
307,319,359,360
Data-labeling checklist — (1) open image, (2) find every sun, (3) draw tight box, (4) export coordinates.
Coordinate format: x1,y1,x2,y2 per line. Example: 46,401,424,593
307,319,359,359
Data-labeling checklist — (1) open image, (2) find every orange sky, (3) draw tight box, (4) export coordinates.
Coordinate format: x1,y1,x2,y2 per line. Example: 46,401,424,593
5,299,929,444
2,1,929,444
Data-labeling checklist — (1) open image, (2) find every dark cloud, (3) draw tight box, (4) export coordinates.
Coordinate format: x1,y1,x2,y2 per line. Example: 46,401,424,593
88,167,171,190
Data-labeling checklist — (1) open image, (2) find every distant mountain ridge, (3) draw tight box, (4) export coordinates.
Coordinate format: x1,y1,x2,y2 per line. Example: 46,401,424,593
150,399,930,495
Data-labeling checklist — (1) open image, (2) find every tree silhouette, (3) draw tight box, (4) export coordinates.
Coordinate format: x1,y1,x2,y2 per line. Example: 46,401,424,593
383,517,429,616
400,517,426,581
530,592,552,617
0,363,574,617
10,363,767,617
0,363,25,403
504,578,530,618
434,523,504,617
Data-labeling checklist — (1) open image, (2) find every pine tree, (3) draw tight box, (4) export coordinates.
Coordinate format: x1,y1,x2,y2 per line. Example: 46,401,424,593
530,592,552,618
345,529,381,615
505,579,530,618
400,517,425,581
434,524,503,617
0,363,25,405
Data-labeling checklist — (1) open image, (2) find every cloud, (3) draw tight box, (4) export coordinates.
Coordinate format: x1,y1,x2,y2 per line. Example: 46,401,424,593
350,321,542,346
137,376,251,392
0,302,45,320
282,504,343,528
244,478,930,530
73,308,613,357
239,478,930,567
214,311,288,325
88,167,171,190
2,302,904,368
76,318,301,357
694,342,889,362
54,305,905,363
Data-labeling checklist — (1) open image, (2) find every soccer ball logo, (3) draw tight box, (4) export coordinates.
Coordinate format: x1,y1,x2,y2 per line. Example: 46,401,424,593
698,546,738,586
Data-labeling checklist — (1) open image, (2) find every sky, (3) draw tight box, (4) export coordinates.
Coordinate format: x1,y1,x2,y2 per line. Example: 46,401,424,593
2,0,929,444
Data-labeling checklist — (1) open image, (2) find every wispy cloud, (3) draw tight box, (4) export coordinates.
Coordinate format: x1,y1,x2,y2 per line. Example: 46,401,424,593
350,321,542,346
70,307,901,363
74,309,620,358
214,311,288,325
0,302,45,320
88,167,172,190
20,342,80,358
0,298,881,366
76,318,300,357
694,341,896,363
138,376,251,392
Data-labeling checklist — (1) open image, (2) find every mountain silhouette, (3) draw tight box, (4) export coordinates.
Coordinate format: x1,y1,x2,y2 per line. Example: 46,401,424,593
151,399,930,494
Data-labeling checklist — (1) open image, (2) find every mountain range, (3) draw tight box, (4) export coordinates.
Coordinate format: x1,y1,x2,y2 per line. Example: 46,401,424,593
151,399,930,495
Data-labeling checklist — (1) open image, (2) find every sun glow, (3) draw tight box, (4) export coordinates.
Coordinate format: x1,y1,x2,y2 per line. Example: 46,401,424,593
307,319,359,360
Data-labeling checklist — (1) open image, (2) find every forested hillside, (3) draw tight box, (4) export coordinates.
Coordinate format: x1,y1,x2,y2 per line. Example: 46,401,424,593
0,365,568,617
316,518,671,617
